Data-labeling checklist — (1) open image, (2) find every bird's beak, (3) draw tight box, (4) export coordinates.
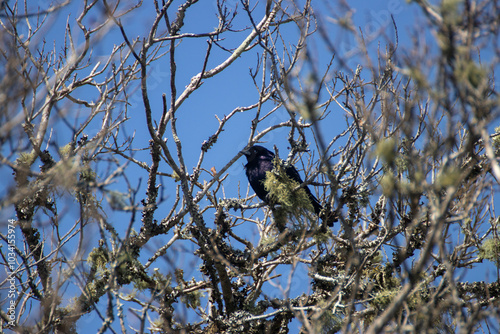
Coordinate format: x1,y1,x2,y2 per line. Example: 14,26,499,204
241,147,251,156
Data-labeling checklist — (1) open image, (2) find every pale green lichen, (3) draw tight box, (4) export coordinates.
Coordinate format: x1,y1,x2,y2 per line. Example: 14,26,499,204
479,238,500,267
263,158,314,213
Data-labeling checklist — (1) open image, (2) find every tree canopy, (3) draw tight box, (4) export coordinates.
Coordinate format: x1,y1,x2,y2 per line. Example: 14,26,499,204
1,0,499,333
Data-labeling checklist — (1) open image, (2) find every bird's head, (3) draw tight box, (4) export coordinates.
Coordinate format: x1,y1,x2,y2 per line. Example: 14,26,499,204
241,145,274,163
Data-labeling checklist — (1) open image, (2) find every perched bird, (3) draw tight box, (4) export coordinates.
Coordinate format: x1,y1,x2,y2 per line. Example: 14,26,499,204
242,145,323,215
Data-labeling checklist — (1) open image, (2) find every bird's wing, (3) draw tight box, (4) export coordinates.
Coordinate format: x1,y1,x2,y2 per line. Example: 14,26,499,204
285,164,323,214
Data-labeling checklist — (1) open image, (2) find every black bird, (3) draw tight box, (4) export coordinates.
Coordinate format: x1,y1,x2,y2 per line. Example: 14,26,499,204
242,145,323,215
